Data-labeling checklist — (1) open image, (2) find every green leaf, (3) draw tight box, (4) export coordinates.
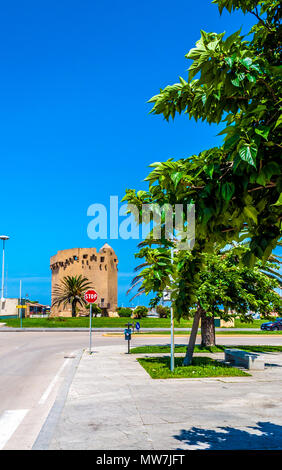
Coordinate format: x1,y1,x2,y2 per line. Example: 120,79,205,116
249,63,261,73
204,164,214,178
224,133,240,150
255,126,270,140
236,72,245,81
262,161,280,180
137,190,148,198
179,76,187,86
221,182,235,201
238,144,257,167
240,57,252,69
274,114,282,129
255,172,267,186
273,193,282,206
246,73,256,83
243,206,258,224
231,77,240,87
171,172,183,188
225,57,234,67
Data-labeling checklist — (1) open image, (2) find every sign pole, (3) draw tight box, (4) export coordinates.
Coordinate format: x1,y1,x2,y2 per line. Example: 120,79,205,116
170,247,174,372
84,289,97,355
20,280,22,329
89,303,92,354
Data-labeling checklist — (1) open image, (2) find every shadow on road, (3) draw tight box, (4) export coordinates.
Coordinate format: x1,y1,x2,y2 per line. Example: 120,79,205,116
173,421,282,450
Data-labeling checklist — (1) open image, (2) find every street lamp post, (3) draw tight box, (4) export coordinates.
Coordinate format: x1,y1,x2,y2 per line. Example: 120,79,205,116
0,235,9,305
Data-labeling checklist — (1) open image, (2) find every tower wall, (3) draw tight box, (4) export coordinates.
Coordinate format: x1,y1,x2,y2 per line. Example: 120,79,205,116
50,245,118,316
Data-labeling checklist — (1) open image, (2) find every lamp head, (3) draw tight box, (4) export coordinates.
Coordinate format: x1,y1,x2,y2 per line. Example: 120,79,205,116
0,235,9,241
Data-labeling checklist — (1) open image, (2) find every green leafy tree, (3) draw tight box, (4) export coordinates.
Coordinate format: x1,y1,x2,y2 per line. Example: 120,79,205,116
130,244,281,363
117,307,133,317
183,248,281,363
133,306,149,319
123,0,282,363
156,305,170,318
52,275,93,317
124,0,281,264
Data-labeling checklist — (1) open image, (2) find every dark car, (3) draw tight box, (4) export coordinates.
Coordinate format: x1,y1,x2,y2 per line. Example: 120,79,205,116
261,318,282,331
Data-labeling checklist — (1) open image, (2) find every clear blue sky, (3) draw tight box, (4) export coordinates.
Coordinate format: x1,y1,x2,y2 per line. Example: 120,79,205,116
1,1,256,306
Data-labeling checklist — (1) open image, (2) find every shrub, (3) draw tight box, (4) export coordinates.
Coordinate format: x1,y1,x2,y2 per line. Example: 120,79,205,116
117,307,132,318
156,305,170,318
85,304,102,317
133,306,148,319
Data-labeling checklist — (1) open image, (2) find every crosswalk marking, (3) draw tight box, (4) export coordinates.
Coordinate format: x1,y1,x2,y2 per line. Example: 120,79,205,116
0,409,29,449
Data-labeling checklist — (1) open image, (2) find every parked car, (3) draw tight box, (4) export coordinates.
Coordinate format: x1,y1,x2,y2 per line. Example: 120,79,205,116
261,318,282,331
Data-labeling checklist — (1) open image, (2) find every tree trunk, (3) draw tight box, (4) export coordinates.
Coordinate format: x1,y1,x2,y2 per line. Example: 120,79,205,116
201,310,216,347
71,300,77,318
183,305,202,366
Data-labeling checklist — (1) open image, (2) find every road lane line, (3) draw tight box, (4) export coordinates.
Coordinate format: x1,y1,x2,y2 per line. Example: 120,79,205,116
0,409,29,449
38,353,75,405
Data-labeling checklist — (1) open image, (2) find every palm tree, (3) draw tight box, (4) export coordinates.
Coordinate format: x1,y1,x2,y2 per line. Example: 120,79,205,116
52,275,93,317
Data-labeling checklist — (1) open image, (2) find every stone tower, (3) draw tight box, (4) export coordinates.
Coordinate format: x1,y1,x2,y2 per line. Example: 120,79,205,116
50,244,118,316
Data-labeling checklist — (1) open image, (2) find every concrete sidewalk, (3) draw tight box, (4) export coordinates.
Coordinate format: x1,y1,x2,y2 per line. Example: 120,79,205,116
45,345,282,450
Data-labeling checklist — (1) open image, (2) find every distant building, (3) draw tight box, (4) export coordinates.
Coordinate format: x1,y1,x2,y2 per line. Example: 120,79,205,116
0,298,50,319
50,244,118,316
0,298,19,319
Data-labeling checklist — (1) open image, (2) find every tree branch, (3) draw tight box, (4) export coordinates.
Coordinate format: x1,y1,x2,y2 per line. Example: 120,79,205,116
250,7,273,32
248,182,276,193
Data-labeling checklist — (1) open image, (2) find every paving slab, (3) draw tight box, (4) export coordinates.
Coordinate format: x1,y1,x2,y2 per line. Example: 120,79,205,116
47,345,282,450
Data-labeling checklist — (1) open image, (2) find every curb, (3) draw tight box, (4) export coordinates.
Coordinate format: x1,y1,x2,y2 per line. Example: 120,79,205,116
32,349,83,450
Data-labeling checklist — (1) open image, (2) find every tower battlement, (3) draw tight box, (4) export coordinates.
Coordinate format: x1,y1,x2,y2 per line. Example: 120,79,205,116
50,244,118,316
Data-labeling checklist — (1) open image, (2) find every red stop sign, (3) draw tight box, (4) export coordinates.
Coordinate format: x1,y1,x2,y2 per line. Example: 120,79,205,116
84,289,98,304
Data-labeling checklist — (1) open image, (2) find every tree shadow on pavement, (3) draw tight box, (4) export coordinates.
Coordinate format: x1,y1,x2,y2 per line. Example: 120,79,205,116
173,422,282,450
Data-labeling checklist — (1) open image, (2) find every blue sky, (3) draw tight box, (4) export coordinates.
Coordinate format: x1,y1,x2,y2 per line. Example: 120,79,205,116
1,1,257,306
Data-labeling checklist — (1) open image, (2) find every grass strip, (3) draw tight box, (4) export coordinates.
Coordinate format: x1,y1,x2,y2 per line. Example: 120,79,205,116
131,344,282,354
0,317,193,328
0,317,276,329
137,356,250,379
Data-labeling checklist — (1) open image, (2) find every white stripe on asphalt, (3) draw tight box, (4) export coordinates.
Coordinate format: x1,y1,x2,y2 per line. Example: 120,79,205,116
38,354,74,405
0,409,29,449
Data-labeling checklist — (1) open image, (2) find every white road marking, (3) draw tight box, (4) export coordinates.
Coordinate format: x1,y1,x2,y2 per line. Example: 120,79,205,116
38,353,74,405
0,409,29,449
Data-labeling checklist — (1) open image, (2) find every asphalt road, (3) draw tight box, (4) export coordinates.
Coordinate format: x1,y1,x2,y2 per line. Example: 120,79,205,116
0,331,281,449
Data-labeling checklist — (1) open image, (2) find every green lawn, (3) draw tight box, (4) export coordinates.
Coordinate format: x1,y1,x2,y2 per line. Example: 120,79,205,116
131,344,282,354
234,319,271,328
0,316,277,329
0,316,193,328
137,356,250,379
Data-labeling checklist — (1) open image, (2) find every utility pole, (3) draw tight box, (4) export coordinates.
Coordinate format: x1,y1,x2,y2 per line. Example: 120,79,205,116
170,247,174,372
0,236,9,313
